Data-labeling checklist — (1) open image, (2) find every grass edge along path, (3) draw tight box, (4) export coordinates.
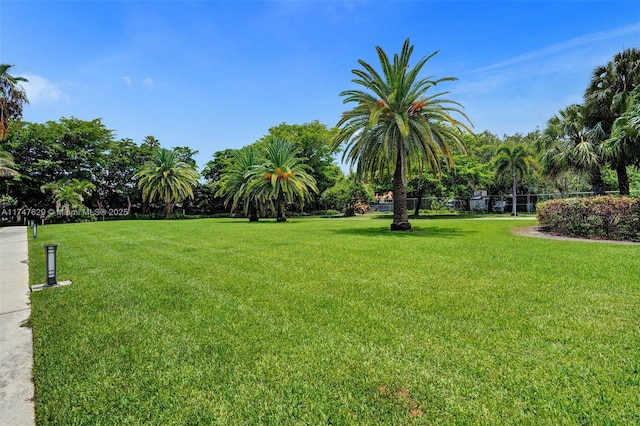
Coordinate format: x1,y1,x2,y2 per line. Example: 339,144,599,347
28,217,640,424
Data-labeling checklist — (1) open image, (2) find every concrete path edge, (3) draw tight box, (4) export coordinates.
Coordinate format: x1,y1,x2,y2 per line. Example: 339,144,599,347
0,226,35,426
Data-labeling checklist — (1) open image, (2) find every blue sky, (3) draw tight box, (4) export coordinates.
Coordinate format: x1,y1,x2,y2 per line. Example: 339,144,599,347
2,1,639,170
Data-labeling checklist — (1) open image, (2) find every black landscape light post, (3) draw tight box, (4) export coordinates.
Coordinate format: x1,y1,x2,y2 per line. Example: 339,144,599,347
43,244,59,286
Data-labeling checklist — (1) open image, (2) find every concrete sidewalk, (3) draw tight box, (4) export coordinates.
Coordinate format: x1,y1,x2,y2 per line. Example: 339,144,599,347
0,226,35,426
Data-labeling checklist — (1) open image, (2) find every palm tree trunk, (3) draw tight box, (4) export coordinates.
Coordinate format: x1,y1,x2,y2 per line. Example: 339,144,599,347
165,200,171,219
391,150,411,231
249,202,258,222
589,169,605,195
413,182,424,217
616,161,630,196
276,195,286,222
512,169,517,217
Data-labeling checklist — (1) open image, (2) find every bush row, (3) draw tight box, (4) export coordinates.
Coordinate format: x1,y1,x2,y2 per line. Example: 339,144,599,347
536,196,640,242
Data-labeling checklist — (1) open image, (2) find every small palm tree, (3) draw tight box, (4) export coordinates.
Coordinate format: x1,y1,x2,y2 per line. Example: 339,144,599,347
246,138,317,222
215,146,263,222
332,38,472,231
537,104,605,195
41,178,96,210
135,148,200,218
493,144,536,216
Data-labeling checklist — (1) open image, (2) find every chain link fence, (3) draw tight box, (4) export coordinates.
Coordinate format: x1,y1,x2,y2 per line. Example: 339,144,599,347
369,190,640,214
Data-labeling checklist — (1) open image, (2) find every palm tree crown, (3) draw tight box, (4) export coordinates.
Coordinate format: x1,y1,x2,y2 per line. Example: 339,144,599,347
40,178,96,210
135,148,200,218
537,104,605,195
605,86,640,174
246,138,317,222
215,146,263,221
332,38,472,231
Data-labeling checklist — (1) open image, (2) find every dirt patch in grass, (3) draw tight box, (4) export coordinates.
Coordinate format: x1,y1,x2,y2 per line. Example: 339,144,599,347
512,225,640,245
377,386,424,418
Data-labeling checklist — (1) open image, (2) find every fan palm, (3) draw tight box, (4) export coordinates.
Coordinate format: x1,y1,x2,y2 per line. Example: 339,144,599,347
332,38,472,231
0,64,29,139
135,148,200,218
493,144,536,216
605,86,640,172
246,138,317,222
537,104,605,195
584,48,640,195
215,146,263,222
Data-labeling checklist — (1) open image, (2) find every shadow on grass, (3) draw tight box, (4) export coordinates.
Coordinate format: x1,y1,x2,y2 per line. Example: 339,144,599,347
331,225,476,238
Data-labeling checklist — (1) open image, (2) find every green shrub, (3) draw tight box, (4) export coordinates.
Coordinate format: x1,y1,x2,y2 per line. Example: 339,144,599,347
537,196,640,242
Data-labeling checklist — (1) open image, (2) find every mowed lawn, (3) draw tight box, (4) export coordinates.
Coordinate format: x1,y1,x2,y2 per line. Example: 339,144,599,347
28,217,640,425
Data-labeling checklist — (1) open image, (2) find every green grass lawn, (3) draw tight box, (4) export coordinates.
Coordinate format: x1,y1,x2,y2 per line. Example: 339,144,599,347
28,217,640,424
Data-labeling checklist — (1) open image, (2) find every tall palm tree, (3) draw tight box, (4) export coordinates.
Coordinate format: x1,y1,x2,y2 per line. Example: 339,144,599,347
493,144,536,216
246,138,317,222
215,146,263,222
135,148,200,218
0,64,29,140
332,38,472,231
584,48,640,195
537,104,605,195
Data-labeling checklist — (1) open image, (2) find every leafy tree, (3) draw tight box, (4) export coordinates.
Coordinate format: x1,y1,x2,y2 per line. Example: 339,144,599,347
215,146,263,221
183,183,223,216
0,149,19,178
202,149,237,183
56,117,113,181
0,64,28,139
3,118,113,207
493,144,536,216
96,138,145,213
407,174,445,214
332,38,472,231
246,138,318,222
135,148,200,218
584,48,640,195
172,146,199,168
320,174,374,216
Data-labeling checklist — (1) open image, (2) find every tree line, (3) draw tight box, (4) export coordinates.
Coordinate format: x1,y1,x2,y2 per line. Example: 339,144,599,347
1,43,638,228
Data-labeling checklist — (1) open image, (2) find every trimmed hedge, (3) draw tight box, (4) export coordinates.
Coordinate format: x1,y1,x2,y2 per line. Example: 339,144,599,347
537,196,640,242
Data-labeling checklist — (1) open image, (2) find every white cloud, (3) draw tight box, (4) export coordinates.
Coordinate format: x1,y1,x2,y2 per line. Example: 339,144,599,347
122,76,132,87
455,22,640,98
142,77,154,88
473,22,640,74
21,74,69,104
